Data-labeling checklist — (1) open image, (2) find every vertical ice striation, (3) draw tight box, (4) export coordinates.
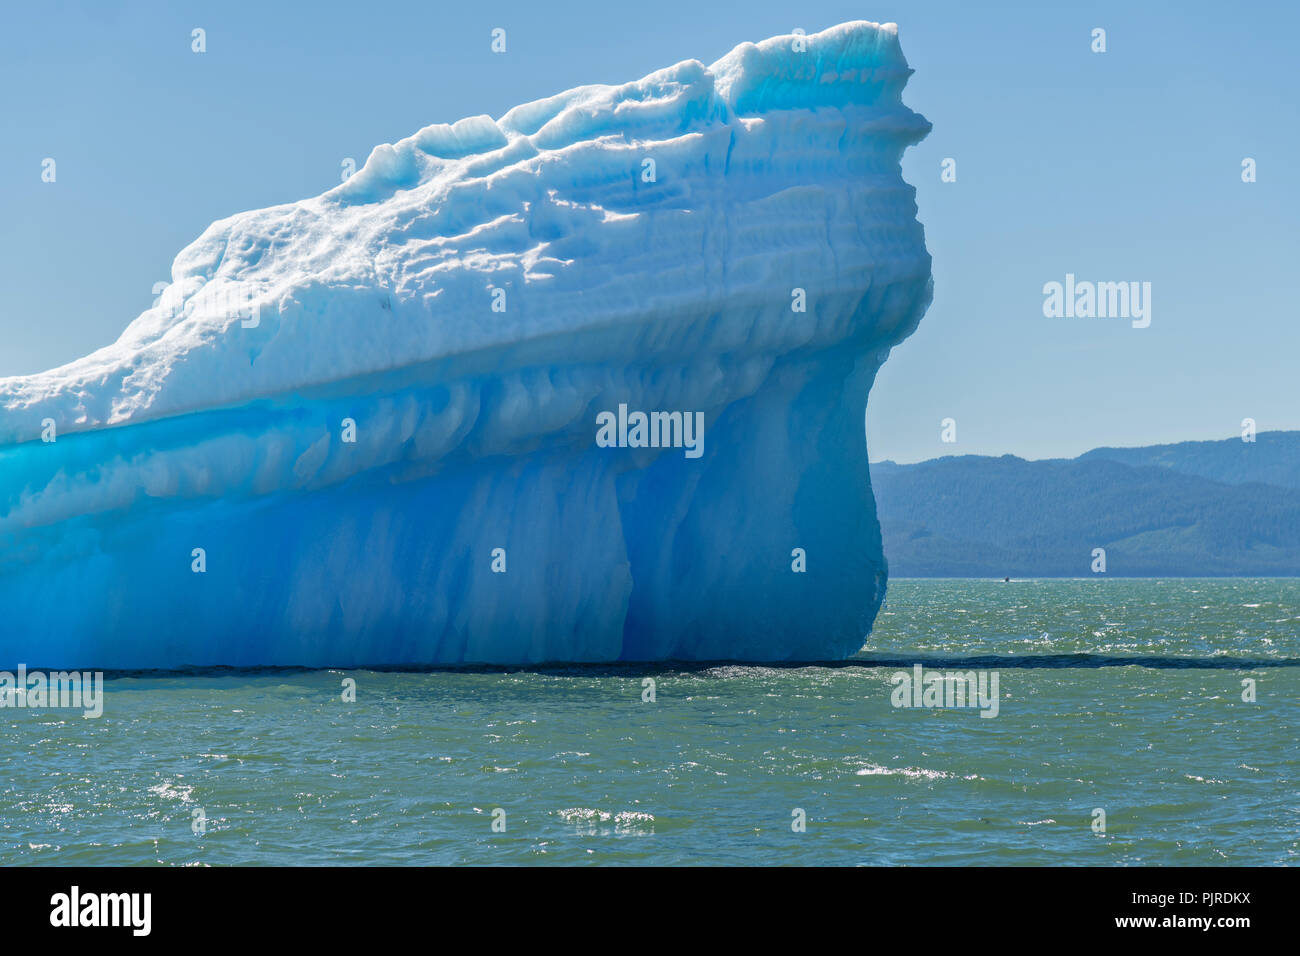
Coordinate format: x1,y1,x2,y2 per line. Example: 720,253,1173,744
0,21,932,667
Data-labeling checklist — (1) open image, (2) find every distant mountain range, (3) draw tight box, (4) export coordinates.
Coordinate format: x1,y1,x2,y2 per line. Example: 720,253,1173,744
870,431,1300,577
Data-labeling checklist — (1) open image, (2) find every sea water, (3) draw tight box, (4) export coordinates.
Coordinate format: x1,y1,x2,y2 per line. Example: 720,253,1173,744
2,579,1295,865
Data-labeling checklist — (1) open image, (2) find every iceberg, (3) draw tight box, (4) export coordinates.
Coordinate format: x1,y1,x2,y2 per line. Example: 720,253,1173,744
0,21,932,668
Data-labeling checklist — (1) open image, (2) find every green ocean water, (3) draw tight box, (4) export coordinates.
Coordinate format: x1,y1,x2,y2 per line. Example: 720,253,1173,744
2,578,1296,866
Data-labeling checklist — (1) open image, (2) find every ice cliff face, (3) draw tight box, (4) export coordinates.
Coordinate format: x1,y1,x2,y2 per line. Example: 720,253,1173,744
0,21,932,668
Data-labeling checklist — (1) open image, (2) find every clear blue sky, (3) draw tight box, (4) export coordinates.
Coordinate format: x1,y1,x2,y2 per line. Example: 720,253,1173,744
3,0,1296,462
